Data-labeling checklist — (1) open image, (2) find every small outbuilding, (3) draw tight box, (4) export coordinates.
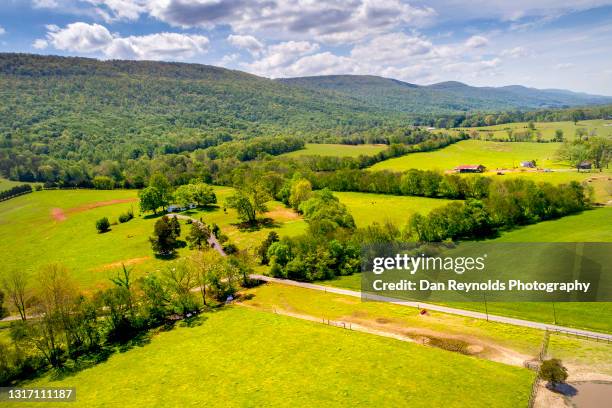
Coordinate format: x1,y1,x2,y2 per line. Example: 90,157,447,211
520,161,536,168
454,164,486,173
578,161,592,170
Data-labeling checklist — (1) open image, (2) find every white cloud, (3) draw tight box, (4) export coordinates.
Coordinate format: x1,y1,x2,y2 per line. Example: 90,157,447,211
41,22,209,60
47,22,113,52
84,0,148,22
147,0,436,44
105,32,209,59
218,53,240,66
0,26,5,36
350,32,433,64
501,46,529,58
32,0,59,8
246,40,320,76
554,62,575,70
422,1,612,22
465,35,489,48
283,52,357,77
227,34,264,55
33,39,49,49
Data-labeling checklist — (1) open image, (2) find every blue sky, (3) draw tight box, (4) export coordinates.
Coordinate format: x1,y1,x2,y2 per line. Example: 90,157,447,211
1,0,611,94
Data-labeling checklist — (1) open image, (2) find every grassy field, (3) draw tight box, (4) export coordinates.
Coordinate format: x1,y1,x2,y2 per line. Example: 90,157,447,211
0,187,306,289
438,119,612,141
0,177,39,190
243,283,543,358
320,273,612,334
7,306,534,408
494,207,612,242
334,191,454,227
547,334,612,378
320,208,612,334
369,140,567,172
280,143,388,158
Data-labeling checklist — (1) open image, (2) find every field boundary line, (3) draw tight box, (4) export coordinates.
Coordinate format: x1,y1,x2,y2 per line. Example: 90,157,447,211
250,275,612,341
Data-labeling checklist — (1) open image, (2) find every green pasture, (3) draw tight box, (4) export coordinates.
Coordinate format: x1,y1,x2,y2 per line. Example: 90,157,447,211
244,283,543,357
321,273,612,334
334,191,454,227
0,178,39,191
7,306,534,408
321,208,612,334
547,334,612,377
280,143,388,158
0,187,306,289
494,207,612,242
369,140,567,172
438,120,612,141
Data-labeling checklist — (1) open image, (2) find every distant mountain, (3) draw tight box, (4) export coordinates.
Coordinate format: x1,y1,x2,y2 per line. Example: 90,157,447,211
278,75,612,114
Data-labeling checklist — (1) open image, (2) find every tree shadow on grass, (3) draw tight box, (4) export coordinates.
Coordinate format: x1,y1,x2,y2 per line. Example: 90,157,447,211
232,217,280,232
142,213,165,220
50,347,114,381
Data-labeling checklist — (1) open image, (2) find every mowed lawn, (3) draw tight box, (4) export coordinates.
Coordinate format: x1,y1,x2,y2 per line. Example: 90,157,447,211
280,143,388,158
0,187,306,289
7,307,534,408
439,120,612,141
369,140,566,172
334,191,454,227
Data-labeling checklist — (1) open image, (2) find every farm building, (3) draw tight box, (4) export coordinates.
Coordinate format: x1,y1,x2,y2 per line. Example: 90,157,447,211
520,161,536,168
578,161,593,170
167,203,197,212
454,164,486,173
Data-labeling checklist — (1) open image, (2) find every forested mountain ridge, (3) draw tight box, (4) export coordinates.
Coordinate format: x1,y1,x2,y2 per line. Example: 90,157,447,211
0,54,400,174
279,75,612,113
1,53,611,184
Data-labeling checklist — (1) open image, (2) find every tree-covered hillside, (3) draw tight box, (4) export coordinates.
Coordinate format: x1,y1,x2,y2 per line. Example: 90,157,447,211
0,54,399,168
279,75,612,114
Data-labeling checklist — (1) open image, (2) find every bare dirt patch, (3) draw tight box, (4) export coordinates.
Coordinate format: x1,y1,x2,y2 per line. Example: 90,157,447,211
340,313,532,366
49,198,137,222
265,207,300,221
50,207,66,221
68,198,137,215
96,256,150,271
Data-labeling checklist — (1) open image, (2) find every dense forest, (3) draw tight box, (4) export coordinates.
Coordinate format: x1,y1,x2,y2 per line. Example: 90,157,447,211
416,104,612,128
2,54,611,186
279,76,612,114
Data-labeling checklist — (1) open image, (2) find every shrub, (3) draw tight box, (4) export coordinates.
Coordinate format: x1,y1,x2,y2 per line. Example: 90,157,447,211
96,217,110,233
118,208,134,223
223,243,238,254
92,176,114,190
540,359,568,385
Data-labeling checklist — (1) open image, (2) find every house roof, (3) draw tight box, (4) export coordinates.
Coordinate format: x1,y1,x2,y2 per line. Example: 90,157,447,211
454,164,484,170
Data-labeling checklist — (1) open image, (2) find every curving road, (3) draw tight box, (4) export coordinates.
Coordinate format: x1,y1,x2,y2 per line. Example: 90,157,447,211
167,213,226,256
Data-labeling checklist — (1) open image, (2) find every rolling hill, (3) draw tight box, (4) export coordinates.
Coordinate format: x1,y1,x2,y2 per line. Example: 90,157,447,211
1,53,610,182
278,75,612,114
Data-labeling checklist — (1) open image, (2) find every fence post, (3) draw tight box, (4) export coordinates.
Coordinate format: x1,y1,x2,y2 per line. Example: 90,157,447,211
527,330,550,408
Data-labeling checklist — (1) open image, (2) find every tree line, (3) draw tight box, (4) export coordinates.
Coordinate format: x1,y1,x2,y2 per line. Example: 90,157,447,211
310,169,491,199
0,251,249,385
416,104,612,129
0,184,33,201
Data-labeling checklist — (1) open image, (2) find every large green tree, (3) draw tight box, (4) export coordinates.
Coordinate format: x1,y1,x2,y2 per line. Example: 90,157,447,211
139,186,164,214
150,216,181,256
226,181,270,225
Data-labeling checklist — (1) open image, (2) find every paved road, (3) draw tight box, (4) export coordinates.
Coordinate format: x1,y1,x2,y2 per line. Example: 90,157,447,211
167,213,226,256
250,274,612,342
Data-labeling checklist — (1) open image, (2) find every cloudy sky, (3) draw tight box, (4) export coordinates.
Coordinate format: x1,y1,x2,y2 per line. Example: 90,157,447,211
1,0,611,94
